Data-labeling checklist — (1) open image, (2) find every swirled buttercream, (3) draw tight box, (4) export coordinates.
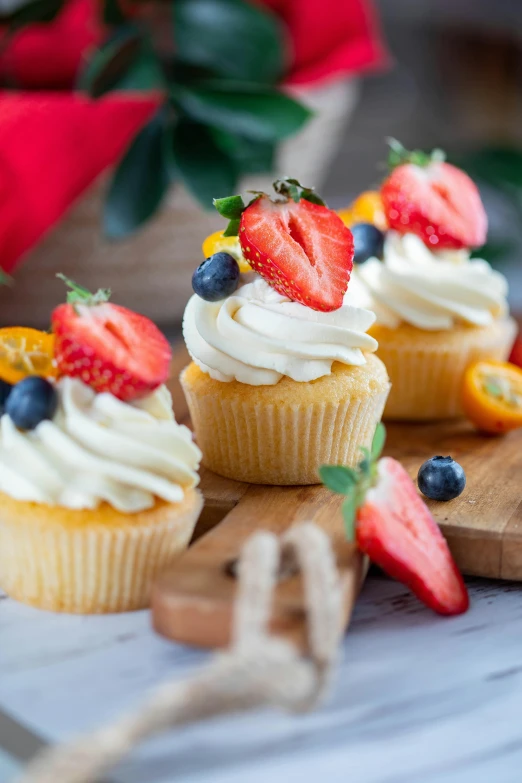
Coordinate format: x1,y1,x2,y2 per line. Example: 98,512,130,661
0,378,201,512
183,273,378,385
352,231,509,330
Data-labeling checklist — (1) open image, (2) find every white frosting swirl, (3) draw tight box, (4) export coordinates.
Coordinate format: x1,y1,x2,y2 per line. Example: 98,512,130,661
183,273,378,385
352,231,509,330
0,378,201,512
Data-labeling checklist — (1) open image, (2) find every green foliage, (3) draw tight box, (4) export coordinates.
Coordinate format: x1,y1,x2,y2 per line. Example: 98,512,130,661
104,111,172,239
387,138,446,171
171,120,237,208
173,0,285,84
273,177,325,206
320,423,387,542
0,0,64,25
78,27,166,98
213,195,245,220
56,274,111,305
73,0,311,236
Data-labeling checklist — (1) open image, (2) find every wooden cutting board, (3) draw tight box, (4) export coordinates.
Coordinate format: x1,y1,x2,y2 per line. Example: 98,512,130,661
152,344,522,650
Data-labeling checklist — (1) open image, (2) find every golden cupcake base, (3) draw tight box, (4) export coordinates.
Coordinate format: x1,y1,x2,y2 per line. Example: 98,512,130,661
371,318,517,421
181,356,390,485
0,489,203,614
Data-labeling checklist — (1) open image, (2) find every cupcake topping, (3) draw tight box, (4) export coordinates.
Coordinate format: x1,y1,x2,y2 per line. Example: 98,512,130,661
380,139,487,250
0,327,57,384
213,178,354,312
52,275,172,402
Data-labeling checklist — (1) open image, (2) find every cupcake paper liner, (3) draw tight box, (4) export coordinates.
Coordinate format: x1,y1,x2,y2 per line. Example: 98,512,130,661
374,318,517,421
0,489,202,613
182,360,390,485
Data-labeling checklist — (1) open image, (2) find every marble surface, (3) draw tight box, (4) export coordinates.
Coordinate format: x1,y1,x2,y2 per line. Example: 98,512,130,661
2,573,522,783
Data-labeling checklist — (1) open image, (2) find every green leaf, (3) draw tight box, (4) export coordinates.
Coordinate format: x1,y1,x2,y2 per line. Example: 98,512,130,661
104,111,171,239
102,0,127,25
319,465,358,495
371,423,386,462
171,81,312,143
342,496,357,542
273,177,326,206
223,218,241,237
173,0,285,84
213,195,245,220
386,137,442,171
211,130,275,175
1,0,64,25
78,28,166,98
171,120,237,209
452,147,522,191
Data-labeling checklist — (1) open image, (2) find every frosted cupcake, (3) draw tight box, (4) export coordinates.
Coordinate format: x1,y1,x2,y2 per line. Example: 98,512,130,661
0,279,202,613
182,179,390,485
343,142,516,420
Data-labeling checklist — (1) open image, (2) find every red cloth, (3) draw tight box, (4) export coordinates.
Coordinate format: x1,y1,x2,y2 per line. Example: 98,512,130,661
0,0,387,273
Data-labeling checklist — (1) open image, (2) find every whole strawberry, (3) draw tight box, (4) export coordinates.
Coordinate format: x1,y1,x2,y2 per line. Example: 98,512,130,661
381,139,487,250
213,178,354,312
52,275,171,402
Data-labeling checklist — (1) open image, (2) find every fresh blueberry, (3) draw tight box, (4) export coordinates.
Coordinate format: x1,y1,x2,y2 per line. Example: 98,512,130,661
0,379,12,414
192,252,240,302
418,456,466,502
5,376,58,431
351,223,385,264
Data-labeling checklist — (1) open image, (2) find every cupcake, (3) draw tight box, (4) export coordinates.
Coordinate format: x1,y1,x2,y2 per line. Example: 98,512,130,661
182,179,390,485
0,279,202,613
342,141,516,421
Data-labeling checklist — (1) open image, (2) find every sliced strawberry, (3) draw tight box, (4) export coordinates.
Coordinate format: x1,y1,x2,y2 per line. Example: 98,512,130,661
238,195,354,312
357,457,469,616
381,144,487,250
52,278,171,402
509,335,522,370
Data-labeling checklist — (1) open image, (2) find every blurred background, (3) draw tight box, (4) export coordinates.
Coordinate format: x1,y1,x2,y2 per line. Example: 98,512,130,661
0,0,521,325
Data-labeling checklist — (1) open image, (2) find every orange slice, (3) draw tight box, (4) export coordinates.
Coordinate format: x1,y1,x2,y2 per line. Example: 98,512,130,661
202,230,251,272
462,360,522,434
337,190,387,231
0,328,57,384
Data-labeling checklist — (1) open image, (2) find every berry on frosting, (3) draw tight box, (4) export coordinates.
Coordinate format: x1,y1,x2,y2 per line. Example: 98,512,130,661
351,223,385,264
52,275,171,402
320,424,469,616
5,376,58,431
381,139,487,250
192,252,240,302
213,178,354,313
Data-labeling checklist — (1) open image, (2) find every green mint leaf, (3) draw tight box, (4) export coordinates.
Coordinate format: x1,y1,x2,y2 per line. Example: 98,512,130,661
342,496,357,542
213,194,245,220
223,218,241,237
371,422,386,462
319,465,358,495
104,111,171,240
172,0,285,84
171,120,237,210
358,446,372,477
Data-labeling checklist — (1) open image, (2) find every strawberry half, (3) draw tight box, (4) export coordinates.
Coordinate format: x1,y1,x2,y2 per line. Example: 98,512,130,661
52,276,171,402
214,179,354,312
320,425,469,616
381,140,487,250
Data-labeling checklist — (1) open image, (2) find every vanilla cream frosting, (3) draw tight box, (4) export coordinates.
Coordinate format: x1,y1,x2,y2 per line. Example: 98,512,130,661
183,273,378,385
352,231,509,330
0,378,201,512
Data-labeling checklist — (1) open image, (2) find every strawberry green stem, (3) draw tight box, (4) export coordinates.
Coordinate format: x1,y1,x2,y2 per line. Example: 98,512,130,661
57,274,111,306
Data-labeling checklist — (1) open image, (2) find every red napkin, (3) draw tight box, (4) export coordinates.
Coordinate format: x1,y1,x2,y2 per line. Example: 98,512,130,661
0,94,157,273
0,0,387,274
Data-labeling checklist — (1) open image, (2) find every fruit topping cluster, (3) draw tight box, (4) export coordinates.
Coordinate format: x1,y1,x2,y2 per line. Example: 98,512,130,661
0,276,172,431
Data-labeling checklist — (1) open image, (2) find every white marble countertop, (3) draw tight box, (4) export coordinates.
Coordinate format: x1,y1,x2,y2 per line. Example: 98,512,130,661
2,572,522,783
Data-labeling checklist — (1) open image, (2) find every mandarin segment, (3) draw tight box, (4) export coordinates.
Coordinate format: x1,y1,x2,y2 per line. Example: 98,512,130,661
0,327,57,384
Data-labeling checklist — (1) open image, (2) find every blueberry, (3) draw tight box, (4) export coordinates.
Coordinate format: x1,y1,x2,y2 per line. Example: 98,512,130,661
5,376,58,431
351,223,385,264
0,379,12,414
192,252,240,302
418,456,466,502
